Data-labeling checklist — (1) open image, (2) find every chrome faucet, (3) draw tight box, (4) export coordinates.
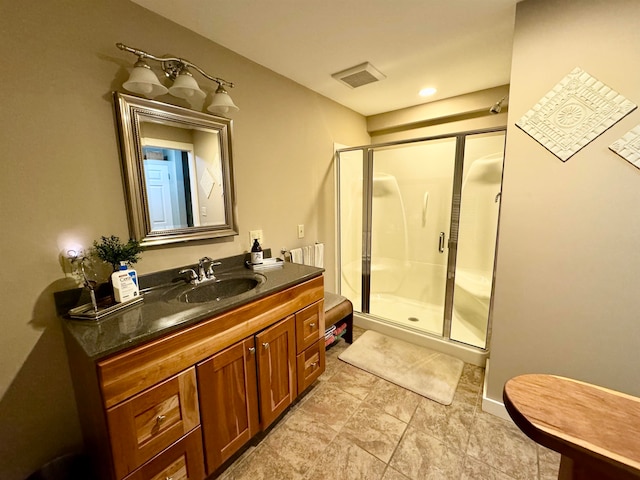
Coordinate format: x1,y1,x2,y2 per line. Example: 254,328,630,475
199,257,222,282
198,256,213,281
180,258,222,284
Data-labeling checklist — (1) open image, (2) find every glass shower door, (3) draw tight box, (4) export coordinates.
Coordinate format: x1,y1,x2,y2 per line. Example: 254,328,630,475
368,138,457,335
337,148,364,310
450,131,505,348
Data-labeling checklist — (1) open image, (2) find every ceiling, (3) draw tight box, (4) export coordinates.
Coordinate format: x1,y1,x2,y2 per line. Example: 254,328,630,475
131,0,519,117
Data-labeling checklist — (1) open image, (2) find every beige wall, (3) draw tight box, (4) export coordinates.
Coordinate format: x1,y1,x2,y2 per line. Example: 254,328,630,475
487,0,640,402
368,85,510,143
0,1,368,477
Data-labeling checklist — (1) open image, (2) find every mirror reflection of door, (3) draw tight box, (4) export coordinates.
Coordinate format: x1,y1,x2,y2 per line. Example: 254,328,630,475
142,139,201,231
144,158,177,230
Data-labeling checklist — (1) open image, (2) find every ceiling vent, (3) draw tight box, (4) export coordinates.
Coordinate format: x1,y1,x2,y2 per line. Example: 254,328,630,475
331,62,386,89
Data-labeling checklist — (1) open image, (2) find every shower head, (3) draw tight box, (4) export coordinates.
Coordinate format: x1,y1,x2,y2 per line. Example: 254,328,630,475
489,95,508,114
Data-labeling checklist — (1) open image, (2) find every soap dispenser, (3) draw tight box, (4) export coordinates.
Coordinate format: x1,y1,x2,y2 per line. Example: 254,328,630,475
250,239,263,265
111,261,140,303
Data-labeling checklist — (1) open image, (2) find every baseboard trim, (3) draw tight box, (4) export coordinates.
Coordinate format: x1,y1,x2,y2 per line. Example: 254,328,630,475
481,359,511,421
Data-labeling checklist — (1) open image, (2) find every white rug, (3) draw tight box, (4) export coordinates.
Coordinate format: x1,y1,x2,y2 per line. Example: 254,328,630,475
338,330,464,405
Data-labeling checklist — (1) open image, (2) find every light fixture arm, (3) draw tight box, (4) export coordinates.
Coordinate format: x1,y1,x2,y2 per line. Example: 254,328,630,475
116,43,234,88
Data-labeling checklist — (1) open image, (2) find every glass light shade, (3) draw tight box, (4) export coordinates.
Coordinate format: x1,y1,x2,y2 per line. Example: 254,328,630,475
207,86,239,114
122,61,168,99
168,70,206,100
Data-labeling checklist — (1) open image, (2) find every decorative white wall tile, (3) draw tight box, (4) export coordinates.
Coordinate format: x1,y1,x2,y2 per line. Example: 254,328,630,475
610,125,640,169
516,67,636,162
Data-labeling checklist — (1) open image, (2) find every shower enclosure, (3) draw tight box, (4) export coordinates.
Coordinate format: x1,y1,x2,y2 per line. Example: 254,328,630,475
337,129,505,354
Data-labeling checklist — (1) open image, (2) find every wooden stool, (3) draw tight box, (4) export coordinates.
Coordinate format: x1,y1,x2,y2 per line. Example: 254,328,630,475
324,292,353,346
504,374,640,480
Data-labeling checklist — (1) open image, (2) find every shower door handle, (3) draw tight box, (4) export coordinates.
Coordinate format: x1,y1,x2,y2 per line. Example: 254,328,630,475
438,232,445,253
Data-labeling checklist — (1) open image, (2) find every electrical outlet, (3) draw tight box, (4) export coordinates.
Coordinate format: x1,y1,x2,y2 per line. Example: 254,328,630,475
297,224,304,239
249,229,263,245
200,206,207,217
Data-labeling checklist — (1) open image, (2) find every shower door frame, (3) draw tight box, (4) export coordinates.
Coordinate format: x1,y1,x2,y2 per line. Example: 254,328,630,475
337,126,506,348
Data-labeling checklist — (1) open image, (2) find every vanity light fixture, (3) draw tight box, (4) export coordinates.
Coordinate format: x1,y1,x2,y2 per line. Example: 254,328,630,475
116,43,239,114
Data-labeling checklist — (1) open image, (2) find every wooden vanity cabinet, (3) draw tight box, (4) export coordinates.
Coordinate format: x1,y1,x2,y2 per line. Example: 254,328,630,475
196,337,259,473
66,275,324,480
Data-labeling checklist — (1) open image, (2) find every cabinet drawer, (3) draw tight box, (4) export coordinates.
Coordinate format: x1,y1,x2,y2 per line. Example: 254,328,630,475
107,367,200,479
296,339,325,393
123,427,205,480
295,300,324,353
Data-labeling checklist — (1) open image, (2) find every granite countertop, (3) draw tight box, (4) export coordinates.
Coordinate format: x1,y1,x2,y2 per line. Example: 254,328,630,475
59,255,323,361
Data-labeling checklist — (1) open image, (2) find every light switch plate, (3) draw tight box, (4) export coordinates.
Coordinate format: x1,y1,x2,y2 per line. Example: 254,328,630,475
249,229,263,245
297,224,304,238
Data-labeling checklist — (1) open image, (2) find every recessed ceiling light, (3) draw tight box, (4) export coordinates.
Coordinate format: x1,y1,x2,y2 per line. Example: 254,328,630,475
419,87,437,97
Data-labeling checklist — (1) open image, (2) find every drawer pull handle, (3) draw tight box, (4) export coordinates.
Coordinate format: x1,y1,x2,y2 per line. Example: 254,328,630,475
309,322,316,327
248,347,256,354
156,415,166,424
165,477,173,480
310,362,317,367
262,342,269,350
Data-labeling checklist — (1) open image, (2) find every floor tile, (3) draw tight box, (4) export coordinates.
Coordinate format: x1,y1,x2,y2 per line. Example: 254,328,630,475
453,380,482,409
297,381,362,431
364,378,421,423
459,363,485,388
328,362,380,400
461,456,518,480
263,408,337,474
352,325,366,341
381,466,411,480
538,445,561,480
389,425,464,480
223,442,302,480
303,435,387,480
340,403,408,462
410,395,475,452
467,411,538,480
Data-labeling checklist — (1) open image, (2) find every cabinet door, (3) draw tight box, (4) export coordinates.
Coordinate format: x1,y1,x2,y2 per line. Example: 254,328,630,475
295,300,324,353
256,316,296,429
107,367,200,479
123,427,205,480
197,337,259,474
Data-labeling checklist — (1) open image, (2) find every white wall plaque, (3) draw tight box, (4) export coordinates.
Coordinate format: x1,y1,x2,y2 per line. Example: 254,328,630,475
516,67,636,161
610,125,640,169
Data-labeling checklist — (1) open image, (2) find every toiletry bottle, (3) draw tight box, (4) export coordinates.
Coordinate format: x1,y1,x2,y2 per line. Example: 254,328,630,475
251,239,263,265
111,261,140,303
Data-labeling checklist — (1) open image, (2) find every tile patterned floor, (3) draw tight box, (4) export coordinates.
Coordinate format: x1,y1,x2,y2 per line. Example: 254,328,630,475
218,327,561,480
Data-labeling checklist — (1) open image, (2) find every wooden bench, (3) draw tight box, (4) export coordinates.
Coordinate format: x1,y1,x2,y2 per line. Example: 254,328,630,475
504,374,640,480
324,292,353,346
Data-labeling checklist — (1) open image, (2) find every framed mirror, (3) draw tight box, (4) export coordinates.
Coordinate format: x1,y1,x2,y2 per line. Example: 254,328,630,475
114,92,237,247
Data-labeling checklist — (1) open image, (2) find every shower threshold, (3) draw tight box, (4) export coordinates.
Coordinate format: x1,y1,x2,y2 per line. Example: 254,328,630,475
353,312,488,367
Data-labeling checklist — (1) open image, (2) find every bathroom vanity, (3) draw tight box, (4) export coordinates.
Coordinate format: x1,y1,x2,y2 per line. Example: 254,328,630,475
61,258,325,480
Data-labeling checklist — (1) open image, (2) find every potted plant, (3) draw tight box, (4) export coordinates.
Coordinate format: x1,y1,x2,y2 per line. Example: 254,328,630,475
92,235,144,272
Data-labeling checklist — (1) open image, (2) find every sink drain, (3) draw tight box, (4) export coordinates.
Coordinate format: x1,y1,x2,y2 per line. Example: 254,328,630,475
408,317,420,322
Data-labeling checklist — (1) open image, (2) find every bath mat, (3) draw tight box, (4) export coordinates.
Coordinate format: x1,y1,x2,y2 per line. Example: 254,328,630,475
338,330,464,405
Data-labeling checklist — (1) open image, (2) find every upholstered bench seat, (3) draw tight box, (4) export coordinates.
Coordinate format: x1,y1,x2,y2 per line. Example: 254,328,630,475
324,292,353,346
